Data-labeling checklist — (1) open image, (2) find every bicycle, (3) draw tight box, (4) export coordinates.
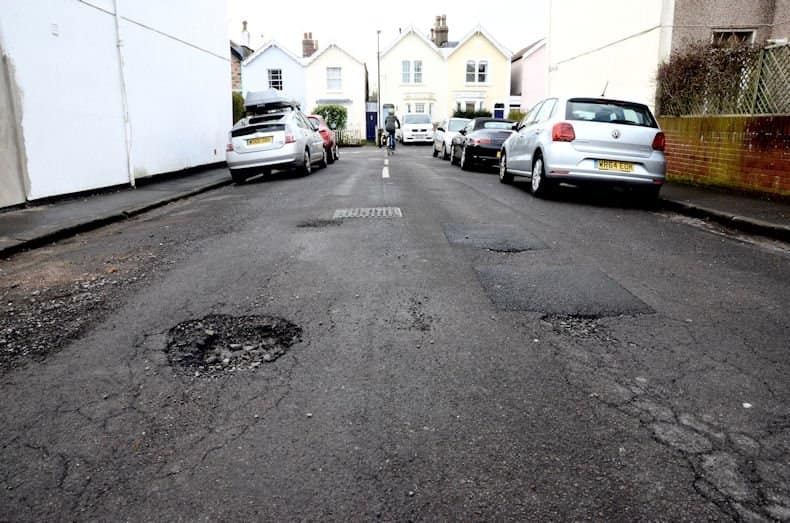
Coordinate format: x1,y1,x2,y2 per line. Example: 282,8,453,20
386,131,396,156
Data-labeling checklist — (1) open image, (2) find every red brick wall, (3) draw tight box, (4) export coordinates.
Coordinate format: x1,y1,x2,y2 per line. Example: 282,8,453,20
659,115,790,196
231,55,242,91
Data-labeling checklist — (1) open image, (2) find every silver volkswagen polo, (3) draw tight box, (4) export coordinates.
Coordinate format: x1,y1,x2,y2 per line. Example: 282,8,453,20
499,97,666,199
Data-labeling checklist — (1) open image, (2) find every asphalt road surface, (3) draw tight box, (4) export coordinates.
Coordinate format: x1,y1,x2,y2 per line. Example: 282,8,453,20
1,146,789,522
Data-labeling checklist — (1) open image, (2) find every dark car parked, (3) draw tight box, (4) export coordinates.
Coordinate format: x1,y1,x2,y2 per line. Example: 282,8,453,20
450,118,516,170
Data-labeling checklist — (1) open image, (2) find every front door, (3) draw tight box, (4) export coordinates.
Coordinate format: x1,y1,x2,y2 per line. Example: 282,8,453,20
365,112,377,142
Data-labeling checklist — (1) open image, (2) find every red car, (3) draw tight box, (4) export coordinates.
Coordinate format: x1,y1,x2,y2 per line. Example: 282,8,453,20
307,115,339,164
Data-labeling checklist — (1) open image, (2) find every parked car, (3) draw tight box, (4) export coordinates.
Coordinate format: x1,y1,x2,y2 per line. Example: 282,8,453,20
226,90,326,183
450,118,516,170
498,96,666,199
398,113,434,144
307,114,339,164
432,117,471,160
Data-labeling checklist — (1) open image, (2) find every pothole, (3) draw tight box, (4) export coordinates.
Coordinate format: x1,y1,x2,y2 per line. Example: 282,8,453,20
297,219,342,228
165,314,302,375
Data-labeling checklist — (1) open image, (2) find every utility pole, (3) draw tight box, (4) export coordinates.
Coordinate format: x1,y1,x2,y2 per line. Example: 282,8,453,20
377,30,382,146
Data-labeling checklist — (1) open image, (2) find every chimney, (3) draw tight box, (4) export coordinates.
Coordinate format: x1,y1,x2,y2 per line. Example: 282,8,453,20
431,15,448,47
302,32,318,57
241,20,250,47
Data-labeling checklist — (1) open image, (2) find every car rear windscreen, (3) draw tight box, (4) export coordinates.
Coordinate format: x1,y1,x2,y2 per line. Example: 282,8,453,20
566,99,657,128
404,115,431,124
447,119,468,131
481,121,515,130
231,123,286,138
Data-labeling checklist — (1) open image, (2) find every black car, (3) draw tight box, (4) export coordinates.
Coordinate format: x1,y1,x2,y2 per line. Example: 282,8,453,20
450,118,516,170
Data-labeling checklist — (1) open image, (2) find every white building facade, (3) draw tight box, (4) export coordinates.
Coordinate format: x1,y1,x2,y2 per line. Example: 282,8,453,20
241,41,307,110
0,0,231,208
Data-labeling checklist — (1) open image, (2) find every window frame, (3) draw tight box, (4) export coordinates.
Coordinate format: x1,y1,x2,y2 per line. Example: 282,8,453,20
401,60,411,83
326,66,342,90
267,68,283,91
413,60,423,83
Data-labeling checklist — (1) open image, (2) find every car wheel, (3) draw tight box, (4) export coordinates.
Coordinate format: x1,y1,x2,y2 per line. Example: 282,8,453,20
499,153,514,184
450,145,457,165
319,148,328,169
230,168,247,184
639,185,661,205
441,143,448,160
460,146,471,171
326,145,335,164
301,149,312,176
432,144,439,157
531,156,551,197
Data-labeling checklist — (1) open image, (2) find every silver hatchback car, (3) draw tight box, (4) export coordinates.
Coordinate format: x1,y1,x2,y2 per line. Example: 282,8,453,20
499,97,666,199
226,90,326,183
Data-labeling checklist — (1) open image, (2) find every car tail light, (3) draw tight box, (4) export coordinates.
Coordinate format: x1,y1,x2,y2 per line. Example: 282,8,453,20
552,122,575,142
652,131,666,151
285,134,296,144
226,143,234,152
470,138,491,146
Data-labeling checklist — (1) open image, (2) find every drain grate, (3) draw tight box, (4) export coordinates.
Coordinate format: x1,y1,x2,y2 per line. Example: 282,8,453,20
333,207,402,219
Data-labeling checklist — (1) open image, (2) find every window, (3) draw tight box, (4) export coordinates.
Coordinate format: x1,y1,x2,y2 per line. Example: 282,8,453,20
466,61,475,83
712,30,755,46
465,102,476,113
535,99,557,122
415,103,425,113
465,60,488,83
268,69,283,91
327,67,341,90
401,60,423,83
565,98,657,128
404,114,431,124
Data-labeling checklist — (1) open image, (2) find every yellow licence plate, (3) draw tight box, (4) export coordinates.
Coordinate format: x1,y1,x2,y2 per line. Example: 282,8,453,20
247,136,273,146
597,159,634,172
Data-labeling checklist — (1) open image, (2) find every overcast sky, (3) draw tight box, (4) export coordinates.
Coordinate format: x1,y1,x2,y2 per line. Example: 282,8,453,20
228,0,548,88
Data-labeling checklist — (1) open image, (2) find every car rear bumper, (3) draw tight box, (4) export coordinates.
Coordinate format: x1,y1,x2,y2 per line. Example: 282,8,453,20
227,144,302,170
544,143,665,185
468,144,503,163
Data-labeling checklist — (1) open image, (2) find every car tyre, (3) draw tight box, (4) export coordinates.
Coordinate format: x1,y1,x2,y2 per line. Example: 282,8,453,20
441,143,449,160
301,149,312,176
639,185,661,206
499,153,514,184
450,145,458,165
460,146,472,171
530,156,552,197
319,148,328,169
432,144,439,157
326,145,335,164
230,169,247,184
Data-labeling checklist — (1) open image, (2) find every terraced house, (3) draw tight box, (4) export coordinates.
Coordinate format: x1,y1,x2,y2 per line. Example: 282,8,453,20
379,16,511,125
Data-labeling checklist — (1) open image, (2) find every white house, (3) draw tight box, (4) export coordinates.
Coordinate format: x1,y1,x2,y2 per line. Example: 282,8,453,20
379,27,448,124
303,43,367,136
0,0,230,208
511,39,547,112
241,40,306,110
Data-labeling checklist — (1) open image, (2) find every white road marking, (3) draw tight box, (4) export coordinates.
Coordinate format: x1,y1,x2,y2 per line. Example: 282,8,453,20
382,166,390,179
384,158,389,166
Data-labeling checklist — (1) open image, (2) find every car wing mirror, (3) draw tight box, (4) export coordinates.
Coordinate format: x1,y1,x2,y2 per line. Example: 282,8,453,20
459,129,466,135
311,121,320,131
436,127,445,132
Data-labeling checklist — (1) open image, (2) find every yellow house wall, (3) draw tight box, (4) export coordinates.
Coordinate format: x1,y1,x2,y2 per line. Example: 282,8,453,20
446,33,509,116
380,32,447,123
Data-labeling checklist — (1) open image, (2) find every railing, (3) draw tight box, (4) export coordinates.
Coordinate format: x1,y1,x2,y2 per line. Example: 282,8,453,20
336,128,364,146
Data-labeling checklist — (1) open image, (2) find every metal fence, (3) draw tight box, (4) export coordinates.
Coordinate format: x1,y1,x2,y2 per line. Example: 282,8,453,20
336,128,364,146
659,44,789,116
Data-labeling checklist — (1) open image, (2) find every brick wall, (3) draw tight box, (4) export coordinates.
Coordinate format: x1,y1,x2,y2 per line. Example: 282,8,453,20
658,115,790,196
231,54,242,90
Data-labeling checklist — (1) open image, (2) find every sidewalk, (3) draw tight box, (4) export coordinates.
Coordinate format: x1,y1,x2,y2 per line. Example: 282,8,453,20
659,182,790,242
0,167,231,257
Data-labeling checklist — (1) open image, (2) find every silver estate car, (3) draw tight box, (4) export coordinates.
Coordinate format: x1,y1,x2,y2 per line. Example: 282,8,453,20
432,117,471,160
499,97,666,199
226,90,326,183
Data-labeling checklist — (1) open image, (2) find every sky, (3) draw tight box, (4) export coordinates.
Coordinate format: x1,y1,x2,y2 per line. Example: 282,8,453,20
227,0,548,88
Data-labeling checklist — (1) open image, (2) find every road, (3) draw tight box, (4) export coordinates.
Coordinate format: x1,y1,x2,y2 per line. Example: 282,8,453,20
1,146,789,522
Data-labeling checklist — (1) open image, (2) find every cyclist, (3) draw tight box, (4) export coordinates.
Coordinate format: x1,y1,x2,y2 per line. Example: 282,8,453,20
384,109,400,153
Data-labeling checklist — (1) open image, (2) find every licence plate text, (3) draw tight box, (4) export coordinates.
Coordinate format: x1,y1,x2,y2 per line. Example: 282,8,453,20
247,136,273,146
597,159,634,172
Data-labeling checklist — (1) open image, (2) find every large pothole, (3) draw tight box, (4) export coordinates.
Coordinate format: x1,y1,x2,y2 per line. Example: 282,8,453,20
165,314,302,375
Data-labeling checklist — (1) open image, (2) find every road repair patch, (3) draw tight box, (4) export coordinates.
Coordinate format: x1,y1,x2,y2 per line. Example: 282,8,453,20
165,314,302,376
444,224,546,252
475,265,652,316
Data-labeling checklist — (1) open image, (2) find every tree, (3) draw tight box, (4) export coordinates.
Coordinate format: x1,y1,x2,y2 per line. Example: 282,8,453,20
312,104,348,130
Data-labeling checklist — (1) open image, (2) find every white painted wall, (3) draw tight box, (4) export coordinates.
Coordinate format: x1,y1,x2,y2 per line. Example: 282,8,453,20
547,0,672,110
242,44,306,110
0,0,230,202
304,45,367,134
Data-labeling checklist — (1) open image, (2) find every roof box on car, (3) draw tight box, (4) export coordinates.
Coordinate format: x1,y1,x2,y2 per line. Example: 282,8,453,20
244,89,300,112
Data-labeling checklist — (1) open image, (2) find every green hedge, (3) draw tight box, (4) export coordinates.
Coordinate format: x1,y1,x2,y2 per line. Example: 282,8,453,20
453,109,492,119
232,91,244,124
312,104,348,130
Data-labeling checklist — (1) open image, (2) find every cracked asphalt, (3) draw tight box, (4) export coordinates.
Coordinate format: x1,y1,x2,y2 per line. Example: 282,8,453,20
1,146,789,521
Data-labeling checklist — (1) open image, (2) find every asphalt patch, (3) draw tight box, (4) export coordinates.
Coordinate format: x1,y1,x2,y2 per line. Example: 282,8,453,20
165,314,302,376
475,265,652,316
443,224,546,252
297,219,342,228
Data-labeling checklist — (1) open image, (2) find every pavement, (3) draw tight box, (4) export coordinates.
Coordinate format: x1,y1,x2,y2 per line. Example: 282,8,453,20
0,164,787,258
0,167,231,257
